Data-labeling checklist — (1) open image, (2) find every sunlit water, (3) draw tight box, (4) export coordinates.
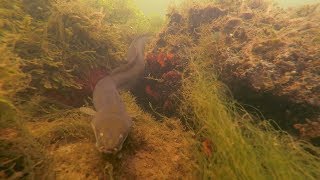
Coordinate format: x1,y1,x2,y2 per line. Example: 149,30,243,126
277,0,320,7
134,0,320,16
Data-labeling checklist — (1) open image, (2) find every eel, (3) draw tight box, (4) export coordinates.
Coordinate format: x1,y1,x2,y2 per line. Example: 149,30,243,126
111,34,150,91
83,34,149,154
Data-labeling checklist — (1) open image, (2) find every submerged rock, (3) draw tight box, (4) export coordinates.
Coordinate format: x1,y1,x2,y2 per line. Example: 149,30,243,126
143,1,320,142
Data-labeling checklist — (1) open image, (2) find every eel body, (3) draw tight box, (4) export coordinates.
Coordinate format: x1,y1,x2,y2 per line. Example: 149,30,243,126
91,35,149,153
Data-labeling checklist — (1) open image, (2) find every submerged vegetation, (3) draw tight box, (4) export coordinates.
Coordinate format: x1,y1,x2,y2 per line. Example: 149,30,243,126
1,0,320,179
144,0,320,141
181,56,320,179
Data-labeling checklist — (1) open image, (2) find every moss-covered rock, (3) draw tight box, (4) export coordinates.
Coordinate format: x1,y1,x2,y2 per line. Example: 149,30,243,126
141,0,320,141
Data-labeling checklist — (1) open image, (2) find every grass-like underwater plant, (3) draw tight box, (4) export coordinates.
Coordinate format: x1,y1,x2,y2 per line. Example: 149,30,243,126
180,57,320,179
0,99,50,179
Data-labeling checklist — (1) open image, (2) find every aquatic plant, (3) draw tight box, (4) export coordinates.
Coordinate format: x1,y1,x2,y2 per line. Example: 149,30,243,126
0,1,166,178
143,52,183,114
0,0,165,108
0,99,50,179
1,0,320,179
143,0,320,141
180,57,320,179
0,1,30,99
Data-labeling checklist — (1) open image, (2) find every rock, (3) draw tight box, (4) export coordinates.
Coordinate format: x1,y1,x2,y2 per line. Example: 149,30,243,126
240,12,254,20
189,6,226,31
224,18,243,33
142,2,320,142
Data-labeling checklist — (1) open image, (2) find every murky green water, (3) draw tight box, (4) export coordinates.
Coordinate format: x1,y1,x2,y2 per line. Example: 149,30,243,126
134,0,320,16
277,0,320,7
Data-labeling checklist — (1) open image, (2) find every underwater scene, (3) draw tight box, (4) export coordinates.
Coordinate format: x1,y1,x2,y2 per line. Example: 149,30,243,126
0,0,320,179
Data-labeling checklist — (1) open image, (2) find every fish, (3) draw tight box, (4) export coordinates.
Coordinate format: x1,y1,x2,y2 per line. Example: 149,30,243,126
111,34,150,91
80,34,150,154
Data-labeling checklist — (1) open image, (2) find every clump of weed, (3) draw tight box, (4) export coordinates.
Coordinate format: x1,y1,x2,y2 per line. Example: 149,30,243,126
180,57,320,179
28,110,94,146
0,101,50,179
